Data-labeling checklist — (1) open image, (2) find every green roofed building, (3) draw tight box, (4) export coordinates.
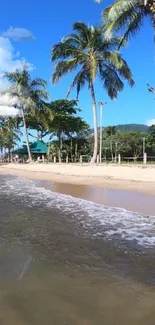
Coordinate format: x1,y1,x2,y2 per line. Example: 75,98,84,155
16,140,48,157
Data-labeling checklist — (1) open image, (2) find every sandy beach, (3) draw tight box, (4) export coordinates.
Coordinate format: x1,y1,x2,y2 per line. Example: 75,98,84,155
1,163,155,196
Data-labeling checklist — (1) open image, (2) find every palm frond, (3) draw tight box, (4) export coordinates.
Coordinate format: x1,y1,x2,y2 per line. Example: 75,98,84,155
100,64,124,99
117,58,135,86
51,40,85,62
72,22,91,44
66,70,87,99
29,78,47,89
51,21,134,103
29,89,49,101
103,51,134,86
103,0,146,42
52,59,78,84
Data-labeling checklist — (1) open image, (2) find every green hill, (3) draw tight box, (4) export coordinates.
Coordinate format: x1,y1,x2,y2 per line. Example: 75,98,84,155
90,124,149,134
116,124,149,133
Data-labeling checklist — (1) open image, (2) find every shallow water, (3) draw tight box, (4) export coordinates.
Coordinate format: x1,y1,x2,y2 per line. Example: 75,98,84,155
1,175,155,324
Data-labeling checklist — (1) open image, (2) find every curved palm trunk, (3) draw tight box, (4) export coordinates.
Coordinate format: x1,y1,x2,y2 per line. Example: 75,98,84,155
90,82,98,163
21,107,32,162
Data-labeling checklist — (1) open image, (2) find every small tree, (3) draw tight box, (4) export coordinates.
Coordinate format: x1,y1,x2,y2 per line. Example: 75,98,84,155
48,99,88,162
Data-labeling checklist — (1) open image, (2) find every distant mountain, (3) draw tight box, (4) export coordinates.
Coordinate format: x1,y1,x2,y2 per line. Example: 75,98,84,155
89,124,149,135
116,124,149,133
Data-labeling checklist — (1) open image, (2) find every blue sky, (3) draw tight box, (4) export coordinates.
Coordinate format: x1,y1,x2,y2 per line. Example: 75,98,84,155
0,0,155,128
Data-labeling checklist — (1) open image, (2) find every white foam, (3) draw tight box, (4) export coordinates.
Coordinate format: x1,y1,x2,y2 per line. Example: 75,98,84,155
2,177,155,248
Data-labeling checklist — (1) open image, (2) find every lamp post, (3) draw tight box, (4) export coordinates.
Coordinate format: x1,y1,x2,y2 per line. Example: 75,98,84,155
98,101,107,163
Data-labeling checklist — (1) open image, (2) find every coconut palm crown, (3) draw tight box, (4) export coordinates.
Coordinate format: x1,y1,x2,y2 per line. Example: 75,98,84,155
51,22,134,163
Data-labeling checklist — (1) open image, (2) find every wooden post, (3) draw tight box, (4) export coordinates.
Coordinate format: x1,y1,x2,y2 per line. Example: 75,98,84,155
42,155,45,163
97,155,99,164
54,156,56,163
66,155,69,164
118,154,121,165
143,153,147,165
80,155,82,164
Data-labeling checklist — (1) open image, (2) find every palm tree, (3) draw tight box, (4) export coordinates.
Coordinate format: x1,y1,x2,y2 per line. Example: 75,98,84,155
96,0,155,46
4,65,49,162
51,22,134,163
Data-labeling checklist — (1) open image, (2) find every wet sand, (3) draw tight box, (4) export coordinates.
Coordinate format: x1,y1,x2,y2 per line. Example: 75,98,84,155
36,179,155,215
1,174,155,324
1,198,155,325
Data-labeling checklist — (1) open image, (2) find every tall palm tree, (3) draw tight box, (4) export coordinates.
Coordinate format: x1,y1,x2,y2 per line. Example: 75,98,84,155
51,22,134,163
96,0,155,46
4,65,49,162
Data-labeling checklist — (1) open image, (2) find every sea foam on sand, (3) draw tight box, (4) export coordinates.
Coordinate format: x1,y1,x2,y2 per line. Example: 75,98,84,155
2,177,155,248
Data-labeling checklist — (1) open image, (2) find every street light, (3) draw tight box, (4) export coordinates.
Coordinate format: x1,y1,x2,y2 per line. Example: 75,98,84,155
98,101,107,163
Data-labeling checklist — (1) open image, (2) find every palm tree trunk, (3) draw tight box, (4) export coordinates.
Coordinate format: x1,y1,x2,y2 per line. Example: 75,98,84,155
58,132,62,163
8,147,11,163
75,139,78,162
70,138,73,162
110,140,113,162
90,82,98,163
21,107,32,162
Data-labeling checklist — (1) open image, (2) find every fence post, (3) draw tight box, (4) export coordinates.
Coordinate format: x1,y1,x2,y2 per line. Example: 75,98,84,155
118,154,121,165
80,155,82,164
143,153,147,165
66,155,69,164
97,155,99,164
54,156,56,163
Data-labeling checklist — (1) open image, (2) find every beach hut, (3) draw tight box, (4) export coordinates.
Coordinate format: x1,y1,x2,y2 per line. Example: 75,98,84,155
15,140,48,161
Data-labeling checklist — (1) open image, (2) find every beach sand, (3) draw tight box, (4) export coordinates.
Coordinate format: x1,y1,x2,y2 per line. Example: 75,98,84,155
1,163,155,196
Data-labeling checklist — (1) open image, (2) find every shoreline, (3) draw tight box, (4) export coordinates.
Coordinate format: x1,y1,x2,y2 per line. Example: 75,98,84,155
1,163,155,196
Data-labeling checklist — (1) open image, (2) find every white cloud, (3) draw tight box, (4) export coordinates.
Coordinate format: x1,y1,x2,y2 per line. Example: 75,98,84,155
0,105,20,116
0,93,21,116
1,27,35,42
146,119,155,126
0,37,33,73
0,30,34,116
0,93,19,106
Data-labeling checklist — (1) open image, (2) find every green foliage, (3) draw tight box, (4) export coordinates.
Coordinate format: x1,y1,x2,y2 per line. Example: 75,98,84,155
48,99,88,137
99,0,155,47
0,117,21,159
102,131,147,161
4,67,49,114
48,99,89,162
51,22,134,99
4,65,49,161
115,124,149,133
89,124,149,135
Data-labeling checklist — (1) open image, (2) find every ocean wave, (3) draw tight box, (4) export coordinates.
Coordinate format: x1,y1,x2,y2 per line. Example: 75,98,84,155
1,177,155,248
